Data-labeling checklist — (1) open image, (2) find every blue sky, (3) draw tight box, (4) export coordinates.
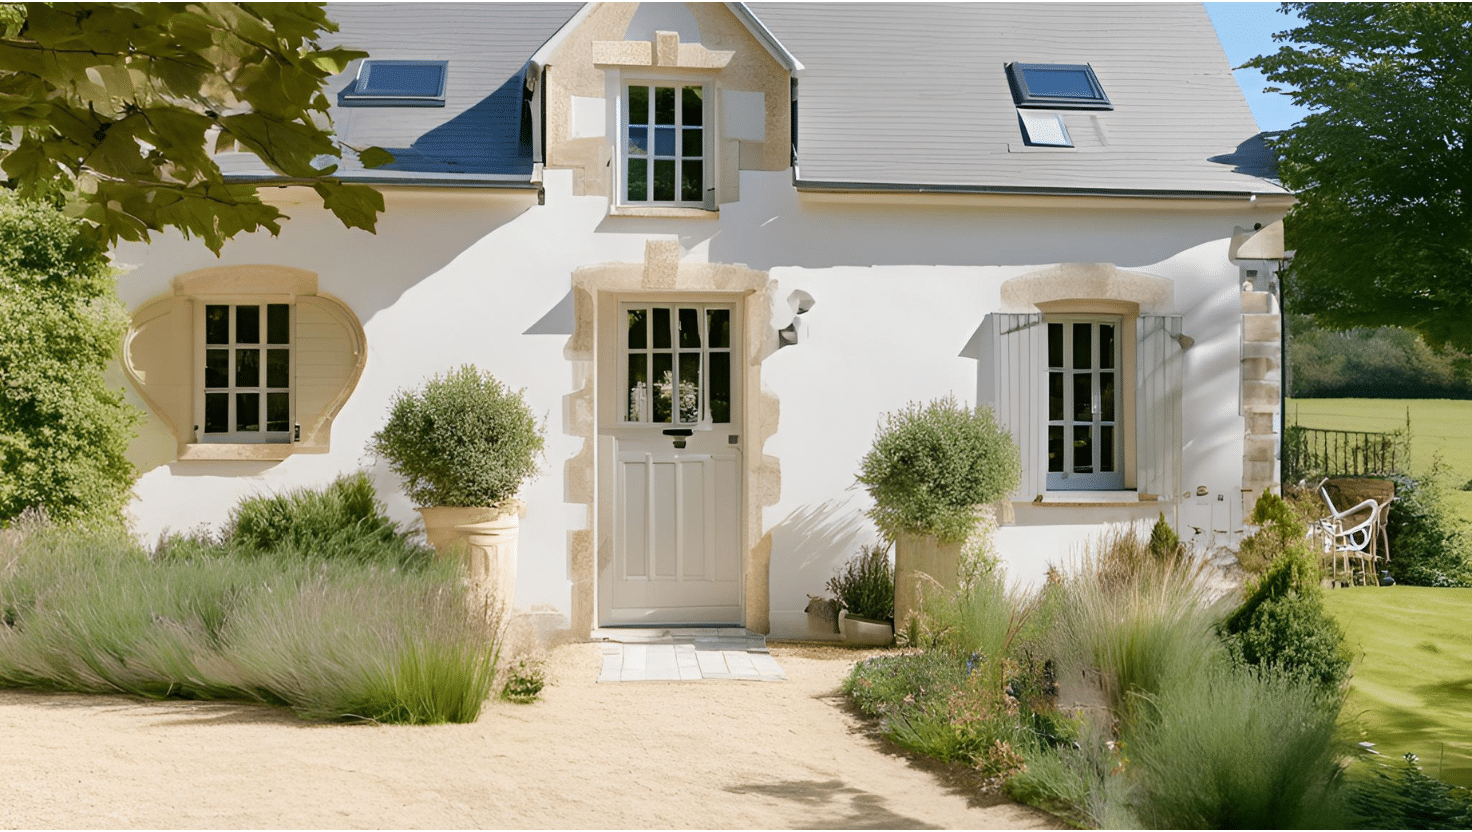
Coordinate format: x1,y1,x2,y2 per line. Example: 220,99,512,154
1203,2,1311,132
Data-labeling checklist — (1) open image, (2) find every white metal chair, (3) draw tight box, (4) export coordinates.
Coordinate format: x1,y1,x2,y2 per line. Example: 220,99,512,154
1317,487,1382,585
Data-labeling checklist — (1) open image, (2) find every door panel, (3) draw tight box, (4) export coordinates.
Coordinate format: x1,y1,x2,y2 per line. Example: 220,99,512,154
601,300,743,625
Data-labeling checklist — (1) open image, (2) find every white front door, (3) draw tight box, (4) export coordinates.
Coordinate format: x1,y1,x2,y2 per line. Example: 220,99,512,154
601,302,743,625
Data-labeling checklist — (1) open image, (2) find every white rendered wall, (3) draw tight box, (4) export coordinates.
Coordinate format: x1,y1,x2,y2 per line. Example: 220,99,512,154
116,168,1282,637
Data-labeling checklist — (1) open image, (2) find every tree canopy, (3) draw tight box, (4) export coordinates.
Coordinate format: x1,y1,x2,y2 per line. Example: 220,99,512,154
1246,3,1472,352
0,3,389,255
0,192,138,525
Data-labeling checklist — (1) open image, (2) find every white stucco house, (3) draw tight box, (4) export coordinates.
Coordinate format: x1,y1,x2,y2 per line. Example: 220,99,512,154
115,2,1292,639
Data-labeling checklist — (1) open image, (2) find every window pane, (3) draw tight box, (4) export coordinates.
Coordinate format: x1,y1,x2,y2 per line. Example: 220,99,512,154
1100,426,1115,473
266,392,290,433
709,352,730,423
236,305,260,344
1047,322,1062,368
627,308,647,349
1099,324,1115,369
235,349,260,388
677,308,701,348
707,308,730,348
654,86,675,124
1100,372,1115,422
1049,371,1063,421
205,349,229,389
627,354,648,421
627,158,647,202
236,393,260,432
267,304,290,344
1048,425,1063,473
682,86,702,126
628,125,648,155
653,159,675,201
678,352,700,422
629,85,648,125
652,353,672,423
205,305,230,345
1024,66,1096,99
653,307,671,349
1073,425,1092,473
204,393,228,434
681,160,703,202
267,349,290,389
654,125,675,157
682,127,702,157
1073,373,1092,422
1072,322,1090,369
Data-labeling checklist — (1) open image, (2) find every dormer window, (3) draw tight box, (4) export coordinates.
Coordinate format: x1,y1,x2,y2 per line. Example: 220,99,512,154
623,83,708,206
342,60,448,107
1006,63,1111,110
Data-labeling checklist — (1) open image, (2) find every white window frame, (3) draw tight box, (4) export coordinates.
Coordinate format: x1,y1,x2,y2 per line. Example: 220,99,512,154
619,301,736,427
193,298,295,444
617,77,714,209
1046,316,1124,490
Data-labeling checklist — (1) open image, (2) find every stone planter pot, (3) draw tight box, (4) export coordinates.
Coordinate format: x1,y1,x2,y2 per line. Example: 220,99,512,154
418,504,522,616
839,610,894,646
894,531,962,631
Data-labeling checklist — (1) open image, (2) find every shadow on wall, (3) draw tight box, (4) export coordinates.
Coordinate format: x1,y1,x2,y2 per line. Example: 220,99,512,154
768,498,872,612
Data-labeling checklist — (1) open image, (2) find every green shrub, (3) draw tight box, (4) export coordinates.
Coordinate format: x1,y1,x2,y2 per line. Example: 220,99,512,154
0,194,140,526
1221,546,1352,689
1382,471,1472,587
1237,489,1309,574
0,520,499,724
1147,513,1183,562
500,655,547,704
857,396,1020,543
370,365,545,509
225,472,431,569
844,651,964,719
827,543,894,622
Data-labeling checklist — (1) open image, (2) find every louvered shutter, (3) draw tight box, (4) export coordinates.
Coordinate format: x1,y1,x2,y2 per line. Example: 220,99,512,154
1136,315,1185,500
977,313,1046,501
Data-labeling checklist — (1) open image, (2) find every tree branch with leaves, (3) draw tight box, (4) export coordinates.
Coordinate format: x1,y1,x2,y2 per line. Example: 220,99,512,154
0,2,392,254
1246,2,1472,352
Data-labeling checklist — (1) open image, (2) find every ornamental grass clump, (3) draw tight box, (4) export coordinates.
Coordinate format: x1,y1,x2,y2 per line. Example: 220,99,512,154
0,489,500,724
857,396,1020,543
370,365,545,509
827,543,894,622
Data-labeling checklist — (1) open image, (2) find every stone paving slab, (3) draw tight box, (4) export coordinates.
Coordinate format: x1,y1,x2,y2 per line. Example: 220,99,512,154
594,629,786,683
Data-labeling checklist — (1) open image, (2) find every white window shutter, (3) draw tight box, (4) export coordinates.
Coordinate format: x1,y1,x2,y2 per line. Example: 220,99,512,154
1136,315,1184,500
977,312,1045,501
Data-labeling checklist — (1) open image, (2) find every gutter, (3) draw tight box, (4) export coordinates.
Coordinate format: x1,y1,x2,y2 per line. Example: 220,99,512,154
794,179,1291,202
226,174,541,191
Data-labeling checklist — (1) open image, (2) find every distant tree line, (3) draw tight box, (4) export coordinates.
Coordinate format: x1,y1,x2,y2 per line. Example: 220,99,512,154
1288,315,1472,399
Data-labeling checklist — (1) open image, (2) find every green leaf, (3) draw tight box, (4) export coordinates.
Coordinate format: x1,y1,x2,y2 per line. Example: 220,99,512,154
356,146,395,170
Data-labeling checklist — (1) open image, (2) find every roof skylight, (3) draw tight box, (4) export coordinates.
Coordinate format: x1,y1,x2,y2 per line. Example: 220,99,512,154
1006,63,1111,110
342,60,448,107
1017,110,1073,147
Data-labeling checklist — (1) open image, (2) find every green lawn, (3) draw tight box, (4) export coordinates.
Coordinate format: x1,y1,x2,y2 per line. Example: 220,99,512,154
1288,398,1472,522
1324,586,1472,788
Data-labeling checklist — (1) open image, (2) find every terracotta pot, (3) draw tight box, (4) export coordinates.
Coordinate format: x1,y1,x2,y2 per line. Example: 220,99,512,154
840,610,893,646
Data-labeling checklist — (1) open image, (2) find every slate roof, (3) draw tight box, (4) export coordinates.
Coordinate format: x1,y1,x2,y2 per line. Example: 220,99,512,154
223,2,1282,197
749,2,1285,196
219,2,583,186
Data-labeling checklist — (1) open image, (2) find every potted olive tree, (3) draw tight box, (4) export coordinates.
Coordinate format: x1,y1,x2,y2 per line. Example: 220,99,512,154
370,365,544,609
827,543,895,646
856,396,1020,630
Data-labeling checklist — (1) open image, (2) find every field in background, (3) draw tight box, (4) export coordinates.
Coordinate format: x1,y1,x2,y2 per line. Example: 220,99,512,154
1324,587,1472,788
1286,398,1472,522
